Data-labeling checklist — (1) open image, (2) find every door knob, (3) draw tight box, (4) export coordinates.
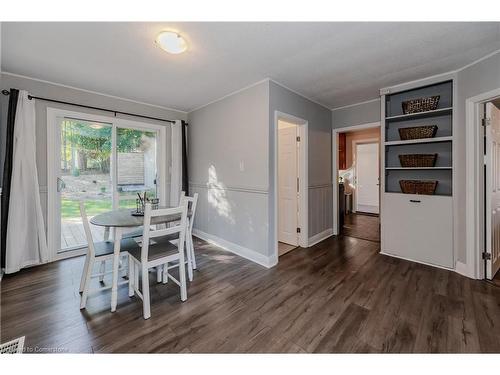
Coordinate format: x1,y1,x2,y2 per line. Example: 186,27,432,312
57,177,65,192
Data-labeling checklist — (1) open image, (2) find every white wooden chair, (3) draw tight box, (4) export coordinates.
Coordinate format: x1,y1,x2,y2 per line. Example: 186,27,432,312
79,201,139,309
187,193,199,269
182,193,199,277
158,193,198,283
127,201,189,319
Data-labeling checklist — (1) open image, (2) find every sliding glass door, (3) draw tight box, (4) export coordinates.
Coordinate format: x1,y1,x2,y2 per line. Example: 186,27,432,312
48,109,166,260
59,119,113,252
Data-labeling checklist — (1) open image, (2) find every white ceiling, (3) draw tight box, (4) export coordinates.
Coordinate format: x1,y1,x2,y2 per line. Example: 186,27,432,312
2,22,499,112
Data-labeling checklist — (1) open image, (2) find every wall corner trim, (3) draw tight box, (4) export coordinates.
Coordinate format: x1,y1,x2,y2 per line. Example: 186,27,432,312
192,229,277,269
455,261,475,279
308,228,334,247
269,79,332,111
331,98,380,112
188,78,271,113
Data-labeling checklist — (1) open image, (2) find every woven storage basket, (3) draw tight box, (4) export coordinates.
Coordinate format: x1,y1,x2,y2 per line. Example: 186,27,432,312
398,154,437,168
402,95,440,114
399,180,438,195
398,125,437,140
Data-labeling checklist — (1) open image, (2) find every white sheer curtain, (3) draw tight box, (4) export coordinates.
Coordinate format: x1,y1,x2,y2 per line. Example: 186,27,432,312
169,120,183,206
5,91,48,273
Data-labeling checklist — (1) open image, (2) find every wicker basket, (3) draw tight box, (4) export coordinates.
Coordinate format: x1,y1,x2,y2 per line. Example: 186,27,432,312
399,180,438,195
402,96,440,114
398,154,437,168
398,125,437,140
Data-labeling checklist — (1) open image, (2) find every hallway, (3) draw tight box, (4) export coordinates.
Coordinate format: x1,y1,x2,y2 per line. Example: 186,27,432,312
343,213,380,242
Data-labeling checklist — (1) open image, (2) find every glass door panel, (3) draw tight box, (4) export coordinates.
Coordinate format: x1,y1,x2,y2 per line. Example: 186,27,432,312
59,119,112,253
116,127,158,211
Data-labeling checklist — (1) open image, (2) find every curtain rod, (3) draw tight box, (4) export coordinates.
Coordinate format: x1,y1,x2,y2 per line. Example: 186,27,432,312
1,89,182,125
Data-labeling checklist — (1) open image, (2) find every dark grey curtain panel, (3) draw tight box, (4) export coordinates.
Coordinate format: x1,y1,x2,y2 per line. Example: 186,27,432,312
181,121,189,195
1,88,19,269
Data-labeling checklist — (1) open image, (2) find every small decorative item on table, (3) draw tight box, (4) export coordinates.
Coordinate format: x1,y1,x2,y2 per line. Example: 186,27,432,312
132,196,160,216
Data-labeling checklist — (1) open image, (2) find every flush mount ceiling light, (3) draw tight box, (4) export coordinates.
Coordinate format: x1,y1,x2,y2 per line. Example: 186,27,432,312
155,31,187,54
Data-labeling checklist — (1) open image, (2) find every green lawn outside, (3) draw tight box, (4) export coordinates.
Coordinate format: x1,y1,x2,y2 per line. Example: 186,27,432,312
62,199,136,218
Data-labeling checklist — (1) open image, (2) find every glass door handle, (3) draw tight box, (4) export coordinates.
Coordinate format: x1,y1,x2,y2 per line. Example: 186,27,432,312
57,177,65,192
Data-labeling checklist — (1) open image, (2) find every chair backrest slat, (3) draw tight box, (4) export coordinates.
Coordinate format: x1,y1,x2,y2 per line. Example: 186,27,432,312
148,227,182,238
181,193,198,232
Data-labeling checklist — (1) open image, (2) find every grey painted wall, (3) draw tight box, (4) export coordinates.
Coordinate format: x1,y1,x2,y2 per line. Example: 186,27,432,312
455,52,500,264
269,81,333,252
187,81,270,257
332,99,381,129
188,80,333,260
0,73,187,231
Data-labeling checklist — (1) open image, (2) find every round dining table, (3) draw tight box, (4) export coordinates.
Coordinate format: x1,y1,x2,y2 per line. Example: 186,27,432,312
90,207,192,312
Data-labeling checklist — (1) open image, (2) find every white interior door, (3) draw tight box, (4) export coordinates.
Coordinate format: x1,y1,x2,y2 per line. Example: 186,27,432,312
486,102,500,279
355,142,379,214
278,123,298,246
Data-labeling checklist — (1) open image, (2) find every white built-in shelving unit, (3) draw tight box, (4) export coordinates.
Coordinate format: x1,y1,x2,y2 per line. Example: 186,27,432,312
380,78,455,269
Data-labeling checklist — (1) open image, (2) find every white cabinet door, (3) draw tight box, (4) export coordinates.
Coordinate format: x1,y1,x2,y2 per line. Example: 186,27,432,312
381,193,453,268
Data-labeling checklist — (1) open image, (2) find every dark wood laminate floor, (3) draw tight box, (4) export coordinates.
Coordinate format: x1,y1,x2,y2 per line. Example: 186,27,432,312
2,235,500,353
343,213,380,242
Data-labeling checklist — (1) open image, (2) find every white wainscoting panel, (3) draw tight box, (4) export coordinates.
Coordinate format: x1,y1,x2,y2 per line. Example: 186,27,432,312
308,228,334,247
308,184,333,238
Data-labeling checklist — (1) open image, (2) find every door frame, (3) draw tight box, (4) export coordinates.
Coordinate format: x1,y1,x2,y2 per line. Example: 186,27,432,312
465,88,500,279
353,138,380,214
332,122,380,235
47,107,167,262
273,111,308,262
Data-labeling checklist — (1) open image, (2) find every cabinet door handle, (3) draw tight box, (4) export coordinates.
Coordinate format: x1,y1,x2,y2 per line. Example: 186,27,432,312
409,199,421,203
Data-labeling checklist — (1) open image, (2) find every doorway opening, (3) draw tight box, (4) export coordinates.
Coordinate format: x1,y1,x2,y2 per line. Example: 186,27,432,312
484,99,500,280
274,111,308,259
333,123,381,242
465,87,500,280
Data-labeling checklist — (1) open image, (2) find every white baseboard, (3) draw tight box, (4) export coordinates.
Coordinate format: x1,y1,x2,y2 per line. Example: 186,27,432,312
308,228,334,247
380,251,455,272
192,229,277,268
381,252,477,279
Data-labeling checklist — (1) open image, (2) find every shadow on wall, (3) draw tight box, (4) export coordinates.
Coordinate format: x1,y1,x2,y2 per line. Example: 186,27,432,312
207,165,235,225
200,165,263,255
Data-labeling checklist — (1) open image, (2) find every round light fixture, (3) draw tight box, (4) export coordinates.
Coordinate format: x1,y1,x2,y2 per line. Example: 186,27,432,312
155,31,187,54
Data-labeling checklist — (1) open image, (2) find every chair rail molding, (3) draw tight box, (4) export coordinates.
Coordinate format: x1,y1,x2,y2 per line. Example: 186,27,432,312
188,182,268,195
